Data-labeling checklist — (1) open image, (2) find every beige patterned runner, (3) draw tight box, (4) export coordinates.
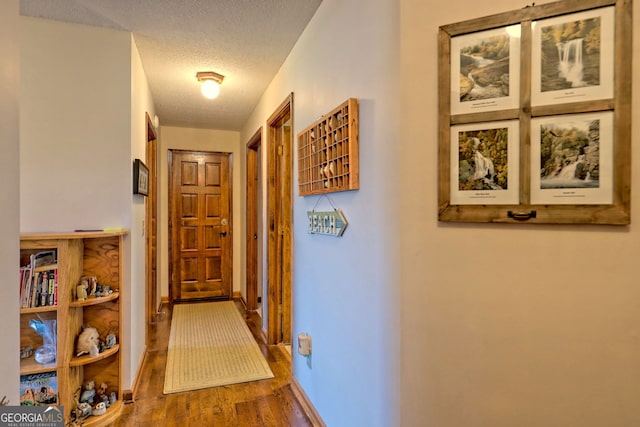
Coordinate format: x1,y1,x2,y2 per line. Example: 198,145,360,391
163,301,274,394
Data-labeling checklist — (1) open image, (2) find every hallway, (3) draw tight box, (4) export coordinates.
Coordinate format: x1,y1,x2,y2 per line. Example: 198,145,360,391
115,301,313,426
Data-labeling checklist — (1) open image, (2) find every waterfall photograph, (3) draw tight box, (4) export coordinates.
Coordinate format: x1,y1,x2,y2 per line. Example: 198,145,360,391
531,7,614,106
538,118,601,189
457,128,509,191
530,112,613,205
449,25,520,115
539,13,604,92
458,34,510,102
450,121,519,205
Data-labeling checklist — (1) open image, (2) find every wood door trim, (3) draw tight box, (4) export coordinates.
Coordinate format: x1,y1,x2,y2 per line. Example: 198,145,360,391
246,127,262,311
144,112,157,347
168,150,175,302
266,93,293,345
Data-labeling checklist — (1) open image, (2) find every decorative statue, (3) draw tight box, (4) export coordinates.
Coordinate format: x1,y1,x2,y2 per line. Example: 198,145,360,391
105,334,117,349
79,380,95,404
76,326,100,357
76,282,88,301
88,276,97,297
92,402,106,416
29,318,56,364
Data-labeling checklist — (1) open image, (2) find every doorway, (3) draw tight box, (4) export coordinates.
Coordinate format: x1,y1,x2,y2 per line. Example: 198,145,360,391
168,149,233,302
246,128,263,314
266,94,293,345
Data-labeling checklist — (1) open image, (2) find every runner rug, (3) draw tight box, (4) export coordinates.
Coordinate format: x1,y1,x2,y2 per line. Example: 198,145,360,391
163,301,274,394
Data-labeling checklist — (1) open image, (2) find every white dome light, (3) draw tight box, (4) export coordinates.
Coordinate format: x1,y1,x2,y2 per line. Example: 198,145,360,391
201,79,220,99
196,71,224,100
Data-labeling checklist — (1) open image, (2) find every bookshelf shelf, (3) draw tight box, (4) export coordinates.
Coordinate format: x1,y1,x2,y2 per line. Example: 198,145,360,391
34,263,58,272
19,231,126,426
70,292,119,308
69,344,119,367
82,400,124,427
20,305,58,315
20,357,57,376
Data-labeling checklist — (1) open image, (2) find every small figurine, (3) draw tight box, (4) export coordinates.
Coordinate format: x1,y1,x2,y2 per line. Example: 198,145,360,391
88,276,97,297
76,402,92,419
106,334,117,349
76,282,88,301
97,382,108,397
76,326,100,357
99,393,110,408
109,392,117,405
95,382,109,407
92,402,106,416
20,345,33,359
80,380,95,404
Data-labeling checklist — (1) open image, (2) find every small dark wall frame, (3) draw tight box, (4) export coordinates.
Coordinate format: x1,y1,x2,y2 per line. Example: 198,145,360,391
133,158,149,196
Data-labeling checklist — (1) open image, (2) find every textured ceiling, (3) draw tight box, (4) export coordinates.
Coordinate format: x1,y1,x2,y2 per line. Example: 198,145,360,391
20,0,322,130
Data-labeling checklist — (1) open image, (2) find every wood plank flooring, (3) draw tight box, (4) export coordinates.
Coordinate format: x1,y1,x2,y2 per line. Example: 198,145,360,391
114,301,312,427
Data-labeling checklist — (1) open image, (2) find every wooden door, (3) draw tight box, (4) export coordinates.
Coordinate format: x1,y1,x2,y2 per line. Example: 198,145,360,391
267,94,293,345
169,150,232,302
246,128,262,312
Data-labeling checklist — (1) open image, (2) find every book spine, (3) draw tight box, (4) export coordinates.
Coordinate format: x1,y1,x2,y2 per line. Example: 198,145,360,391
47,271,53,306
19,267,28,308
29,271,37,308
53,269,58,306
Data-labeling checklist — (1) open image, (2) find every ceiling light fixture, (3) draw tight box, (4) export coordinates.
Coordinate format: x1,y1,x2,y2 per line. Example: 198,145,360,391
196,71,224,99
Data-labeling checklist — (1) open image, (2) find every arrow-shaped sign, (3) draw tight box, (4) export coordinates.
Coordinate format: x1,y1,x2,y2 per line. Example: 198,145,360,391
307,209,349,237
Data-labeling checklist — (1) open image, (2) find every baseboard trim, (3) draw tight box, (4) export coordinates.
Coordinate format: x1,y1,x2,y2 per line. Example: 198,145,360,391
291,378,326,427
122,389,134,403
276,343,292,362
233,291,247,307
128,344,149,402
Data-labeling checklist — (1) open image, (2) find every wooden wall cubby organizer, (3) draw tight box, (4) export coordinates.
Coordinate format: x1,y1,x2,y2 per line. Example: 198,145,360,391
297,98,359,196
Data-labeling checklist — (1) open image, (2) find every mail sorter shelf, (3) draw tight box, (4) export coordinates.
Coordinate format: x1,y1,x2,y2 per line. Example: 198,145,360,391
297,98,359,196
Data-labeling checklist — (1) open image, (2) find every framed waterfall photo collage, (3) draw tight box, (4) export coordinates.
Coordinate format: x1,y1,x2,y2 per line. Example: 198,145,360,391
438,0,632,224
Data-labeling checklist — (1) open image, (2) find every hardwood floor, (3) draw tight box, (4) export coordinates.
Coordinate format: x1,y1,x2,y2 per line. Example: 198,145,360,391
114,300,313,427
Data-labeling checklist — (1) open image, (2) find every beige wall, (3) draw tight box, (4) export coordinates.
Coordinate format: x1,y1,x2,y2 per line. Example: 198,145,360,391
19,17,132,232
129,35,157,389
399,0,640,425
158,126,242,300
0,0,20,404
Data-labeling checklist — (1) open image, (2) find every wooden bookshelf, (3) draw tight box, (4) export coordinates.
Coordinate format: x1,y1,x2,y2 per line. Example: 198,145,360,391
297,98,359,195
20,231,126,425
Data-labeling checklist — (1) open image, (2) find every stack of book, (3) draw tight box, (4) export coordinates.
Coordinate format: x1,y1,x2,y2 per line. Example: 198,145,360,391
20,250,58,309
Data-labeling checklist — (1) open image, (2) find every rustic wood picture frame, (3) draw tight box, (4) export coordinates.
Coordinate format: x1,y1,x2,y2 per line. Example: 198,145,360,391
438,0,632,224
